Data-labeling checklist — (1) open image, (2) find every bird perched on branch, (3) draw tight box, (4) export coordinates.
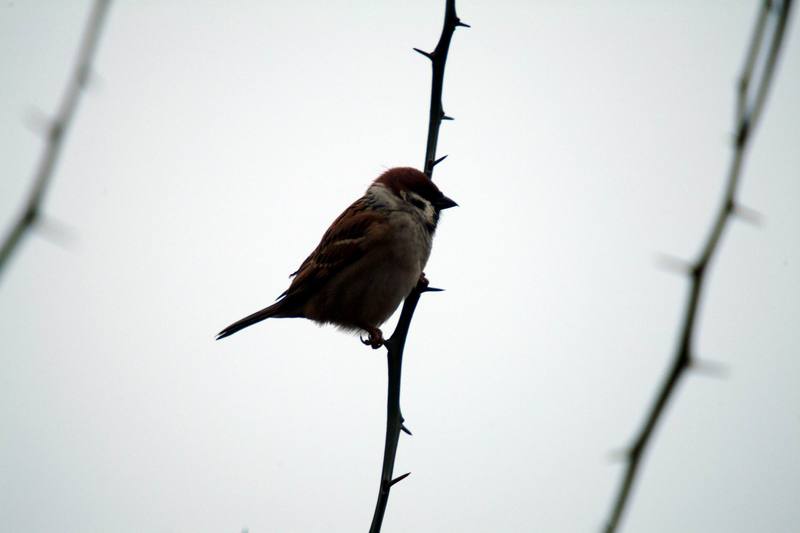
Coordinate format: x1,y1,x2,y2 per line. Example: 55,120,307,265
216,167,457,348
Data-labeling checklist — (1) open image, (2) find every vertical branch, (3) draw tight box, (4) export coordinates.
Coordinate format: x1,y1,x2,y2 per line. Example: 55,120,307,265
603,1,794,532
368,286,423,533
369,1,467,531
0,0,112,281
415,0,469,178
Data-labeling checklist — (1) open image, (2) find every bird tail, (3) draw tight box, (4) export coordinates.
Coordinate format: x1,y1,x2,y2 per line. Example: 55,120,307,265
216,301,292,340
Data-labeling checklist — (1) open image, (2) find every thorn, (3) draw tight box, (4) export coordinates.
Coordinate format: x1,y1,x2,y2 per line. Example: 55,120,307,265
401,424,413,436
22,205,39,226
49,121,64,143
442,114,454,121
655,253,691,275
390,472,411,486
732,203,763,226
85,71,104,91
455,19,471,28
724,198,735,214
35,215,78,250
689,358,728,378
413,47,433,59
422,286,444,293
607,447,629,462
691,261,706,280
432,155,448,167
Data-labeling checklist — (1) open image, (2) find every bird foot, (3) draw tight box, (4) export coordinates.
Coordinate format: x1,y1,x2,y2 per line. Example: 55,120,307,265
360,327,384,349
418,272,430,288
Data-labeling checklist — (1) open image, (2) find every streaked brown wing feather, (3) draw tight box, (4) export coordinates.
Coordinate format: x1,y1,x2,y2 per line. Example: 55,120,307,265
279,197,387,301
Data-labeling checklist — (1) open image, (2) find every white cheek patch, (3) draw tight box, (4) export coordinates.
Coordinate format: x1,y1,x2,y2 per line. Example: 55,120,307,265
424,203,436,224
368,184,403,208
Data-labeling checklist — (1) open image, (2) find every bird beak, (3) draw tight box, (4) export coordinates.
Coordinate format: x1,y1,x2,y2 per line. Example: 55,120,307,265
435,195,458,210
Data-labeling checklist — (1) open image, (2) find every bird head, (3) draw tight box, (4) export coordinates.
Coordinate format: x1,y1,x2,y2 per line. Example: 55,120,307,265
373,167,457,231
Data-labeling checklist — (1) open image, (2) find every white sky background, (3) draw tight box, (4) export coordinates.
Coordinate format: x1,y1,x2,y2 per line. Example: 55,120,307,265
1,1,798,532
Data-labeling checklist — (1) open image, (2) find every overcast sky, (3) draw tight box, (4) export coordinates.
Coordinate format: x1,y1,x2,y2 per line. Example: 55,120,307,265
1,2,798,532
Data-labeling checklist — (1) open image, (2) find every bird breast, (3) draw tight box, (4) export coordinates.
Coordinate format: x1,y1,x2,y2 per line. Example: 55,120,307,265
354,208,432,326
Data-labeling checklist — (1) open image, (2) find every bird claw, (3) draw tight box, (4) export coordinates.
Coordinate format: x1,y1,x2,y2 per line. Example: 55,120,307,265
360,328,384,349
418,272,430,288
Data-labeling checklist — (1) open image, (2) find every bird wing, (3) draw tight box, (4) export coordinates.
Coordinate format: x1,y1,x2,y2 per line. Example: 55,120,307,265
279,196,389,301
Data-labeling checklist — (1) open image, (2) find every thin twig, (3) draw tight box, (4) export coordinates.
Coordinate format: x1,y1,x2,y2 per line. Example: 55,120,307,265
368,1,466,531
737,0,773,124
0,0,111,281
603,2,794,532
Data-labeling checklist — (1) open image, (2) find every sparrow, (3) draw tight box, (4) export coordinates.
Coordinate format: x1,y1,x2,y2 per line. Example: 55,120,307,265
216,167,457,348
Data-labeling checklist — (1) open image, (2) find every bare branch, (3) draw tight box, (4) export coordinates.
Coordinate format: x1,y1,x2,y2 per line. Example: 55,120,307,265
420,0,466,179
737,0,773,124
369,279,423,533
0,0,112,281
603,2,794,531
369,2,466,531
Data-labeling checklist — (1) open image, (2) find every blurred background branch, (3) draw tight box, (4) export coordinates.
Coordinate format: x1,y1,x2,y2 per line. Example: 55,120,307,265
0,0,111,282
603,1,795,531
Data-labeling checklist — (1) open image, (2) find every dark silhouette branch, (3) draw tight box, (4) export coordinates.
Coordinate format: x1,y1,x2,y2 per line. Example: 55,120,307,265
418,0,469,179
0,0,111,282
603,2,794,532
369,1,466,531
368,282,425,533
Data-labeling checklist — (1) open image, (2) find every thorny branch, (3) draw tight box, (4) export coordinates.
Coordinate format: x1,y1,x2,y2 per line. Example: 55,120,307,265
603,2,794,532
369,1,466,532
0,0,111,282
416,0,469,178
